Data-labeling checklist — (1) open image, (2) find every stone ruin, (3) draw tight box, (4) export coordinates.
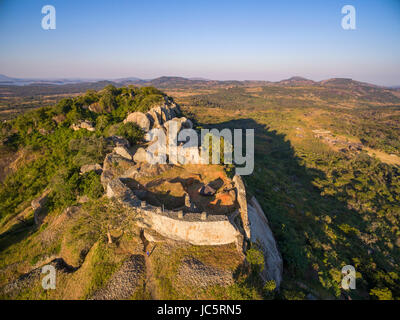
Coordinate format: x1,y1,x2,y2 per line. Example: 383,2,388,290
81,100,283,287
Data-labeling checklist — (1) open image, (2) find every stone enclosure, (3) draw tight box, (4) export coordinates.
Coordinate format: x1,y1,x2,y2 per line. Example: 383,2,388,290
80,100,282,286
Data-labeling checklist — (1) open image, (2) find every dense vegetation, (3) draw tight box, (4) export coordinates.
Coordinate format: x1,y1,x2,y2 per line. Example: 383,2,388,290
180,81,400,300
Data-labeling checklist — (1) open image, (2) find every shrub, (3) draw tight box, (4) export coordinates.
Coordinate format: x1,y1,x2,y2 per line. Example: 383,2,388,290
115,122,144,145
246,247,265,274
80,171,104,199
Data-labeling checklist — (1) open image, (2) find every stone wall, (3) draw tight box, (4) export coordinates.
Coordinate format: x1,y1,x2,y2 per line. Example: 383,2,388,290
139,205,242,246
106,177,242,246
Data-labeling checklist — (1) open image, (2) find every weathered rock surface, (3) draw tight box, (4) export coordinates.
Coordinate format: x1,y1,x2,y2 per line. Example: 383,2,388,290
88,102,102,113
233,175,251,240
80,163,102,175
113,146,132,160
247,196,283,288
123,103,183,133
106,178,140,206
70,120,95,132
103,153,134,172
124,112,151,131
132,147,149,163
106,135,130,148
31,189,51,226
101,153,135,188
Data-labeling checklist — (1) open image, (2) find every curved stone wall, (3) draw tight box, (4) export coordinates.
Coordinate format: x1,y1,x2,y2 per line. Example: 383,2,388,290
139,205,241,246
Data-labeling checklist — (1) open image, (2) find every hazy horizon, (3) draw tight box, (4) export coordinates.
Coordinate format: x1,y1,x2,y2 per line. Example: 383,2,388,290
1,73,399,87
1,0,399,86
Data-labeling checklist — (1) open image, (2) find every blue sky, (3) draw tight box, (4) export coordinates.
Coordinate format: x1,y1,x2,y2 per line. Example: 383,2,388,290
0,0,399,85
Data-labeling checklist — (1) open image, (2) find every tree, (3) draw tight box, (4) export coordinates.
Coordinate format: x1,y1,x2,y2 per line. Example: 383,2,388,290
81,198,139,244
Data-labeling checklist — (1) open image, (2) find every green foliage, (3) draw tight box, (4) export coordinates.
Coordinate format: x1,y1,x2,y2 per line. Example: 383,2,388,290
246,247,265,274
115,122,144,145
80,171,104,199
263,280,277,299
370,287,393,300
0,84,167,222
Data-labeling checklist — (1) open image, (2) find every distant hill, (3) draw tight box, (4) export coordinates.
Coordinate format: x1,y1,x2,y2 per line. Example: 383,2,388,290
319,78,379,88
0,74,397,91
278,76,315,86
0,74,20,84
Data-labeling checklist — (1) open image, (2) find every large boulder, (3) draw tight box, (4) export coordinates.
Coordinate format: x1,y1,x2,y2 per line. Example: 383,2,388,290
163,118,183,137
80,163,102,175
151,106,164,125
106,135,130,148
146,108,162,128
113,146,132,160
106,178,130,199
31,189,51,226
88,102,103,113
70,120,95,132
101,153,135,188
124,112,151,131
132,147,149,163
106,178,140,206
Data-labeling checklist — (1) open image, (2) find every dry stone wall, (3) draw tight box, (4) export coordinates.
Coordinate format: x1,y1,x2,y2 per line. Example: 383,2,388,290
106,177,242,246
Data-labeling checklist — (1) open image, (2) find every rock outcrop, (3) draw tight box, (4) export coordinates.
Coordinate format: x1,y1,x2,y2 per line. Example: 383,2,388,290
123,102,182,134
113,146,132,161
233,175,251,240
247,196,283,287
106,136,130,148
31,189,51,226
124,112,151,131
70,120,95,132
132,147,149,163
80,163,102,175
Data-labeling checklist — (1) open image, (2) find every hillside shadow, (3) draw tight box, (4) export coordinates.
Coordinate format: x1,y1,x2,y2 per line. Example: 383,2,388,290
198,117,372,297
0,217,35,252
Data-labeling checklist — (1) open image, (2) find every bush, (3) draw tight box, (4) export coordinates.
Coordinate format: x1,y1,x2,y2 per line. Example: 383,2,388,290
370,287,393,300
263,280,276,299
246,247,265,274
80,171,104,199
115,122,144,145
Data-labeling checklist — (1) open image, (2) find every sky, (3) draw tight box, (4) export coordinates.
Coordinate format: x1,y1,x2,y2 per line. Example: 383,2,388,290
0,0,399,85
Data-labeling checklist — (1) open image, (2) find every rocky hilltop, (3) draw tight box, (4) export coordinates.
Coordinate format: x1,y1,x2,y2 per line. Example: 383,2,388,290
0,85,282,300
